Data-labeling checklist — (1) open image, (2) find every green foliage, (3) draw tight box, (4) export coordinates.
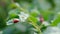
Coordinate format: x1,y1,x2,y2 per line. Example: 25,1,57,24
51,14,60,26
0,0,60,34
41,11,54,21
0,5,7,30
8,9,20,19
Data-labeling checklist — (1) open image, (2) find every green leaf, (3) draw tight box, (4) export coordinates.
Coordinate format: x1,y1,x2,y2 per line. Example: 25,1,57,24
51,13,60,26
8,3,18,10
8,9,20,19
28,15,38,23
30,12,39,17
41,11,54,21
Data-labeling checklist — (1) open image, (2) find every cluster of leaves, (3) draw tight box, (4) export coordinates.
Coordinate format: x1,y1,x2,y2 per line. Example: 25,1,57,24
0,0,60,34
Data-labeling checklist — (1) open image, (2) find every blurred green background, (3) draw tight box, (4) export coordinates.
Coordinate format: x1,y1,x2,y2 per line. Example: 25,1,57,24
0,0,60,34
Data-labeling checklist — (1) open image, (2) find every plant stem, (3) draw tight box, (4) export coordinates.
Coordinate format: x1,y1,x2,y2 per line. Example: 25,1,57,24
29,18,42,34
